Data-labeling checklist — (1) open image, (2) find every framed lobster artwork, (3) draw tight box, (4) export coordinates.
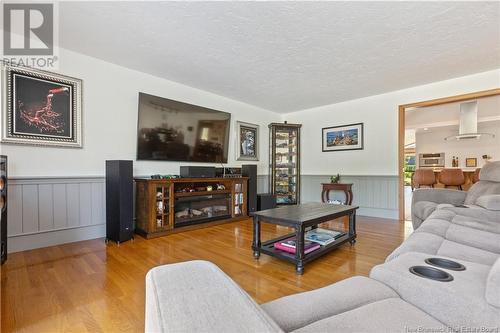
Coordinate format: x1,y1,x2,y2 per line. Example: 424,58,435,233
1,65,82,147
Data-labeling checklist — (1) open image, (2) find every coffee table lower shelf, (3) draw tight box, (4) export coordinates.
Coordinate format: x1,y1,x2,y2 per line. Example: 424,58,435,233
259,232,354,265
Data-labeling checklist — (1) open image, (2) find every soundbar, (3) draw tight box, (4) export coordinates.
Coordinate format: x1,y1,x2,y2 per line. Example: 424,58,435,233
180,166,216,178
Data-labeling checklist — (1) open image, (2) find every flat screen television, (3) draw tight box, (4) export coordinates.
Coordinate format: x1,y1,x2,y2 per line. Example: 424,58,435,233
137,93,231,162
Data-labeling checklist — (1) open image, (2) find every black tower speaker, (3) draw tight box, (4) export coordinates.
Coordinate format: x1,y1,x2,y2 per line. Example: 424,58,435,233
1,155,7,265
242,164,257,215
106,160,134,244
257,193,277,211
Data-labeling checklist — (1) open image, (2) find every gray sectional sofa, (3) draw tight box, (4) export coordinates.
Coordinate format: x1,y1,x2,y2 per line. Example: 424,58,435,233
145,161,500,333
411,161,500,229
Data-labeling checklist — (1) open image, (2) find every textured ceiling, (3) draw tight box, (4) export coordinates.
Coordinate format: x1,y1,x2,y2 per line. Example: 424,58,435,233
59,2,500,113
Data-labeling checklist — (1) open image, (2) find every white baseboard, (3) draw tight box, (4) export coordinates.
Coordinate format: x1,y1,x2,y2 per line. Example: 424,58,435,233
357,207,399,220
8,224,105,253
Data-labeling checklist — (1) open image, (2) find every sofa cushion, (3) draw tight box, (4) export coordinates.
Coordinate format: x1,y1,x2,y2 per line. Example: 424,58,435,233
390,205,500,265
262,276,399,332
486,257,500,308
412,188,467,206
145,260,283,333
413,201,438,221
416,210,454,236
444,223,500,254
465,181,500,205
441,206,500,228
476,195,500,211
371,252,499,329
386,230,499,265
418,211,500,253
411,188,468,230
445,211,500,234
386,232,444,262
477,161,500,182
436,240,499,265
291,298,446,333
463,161,500,205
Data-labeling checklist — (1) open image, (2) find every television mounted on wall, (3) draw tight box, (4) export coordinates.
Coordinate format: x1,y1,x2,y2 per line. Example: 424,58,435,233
136,93,231,163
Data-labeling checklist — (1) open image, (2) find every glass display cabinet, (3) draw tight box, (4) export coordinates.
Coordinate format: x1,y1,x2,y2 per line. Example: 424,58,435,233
269,122,301,205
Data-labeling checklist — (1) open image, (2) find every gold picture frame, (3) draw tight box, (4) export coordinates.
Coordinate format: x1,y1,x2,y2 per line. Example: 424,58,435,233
465,158,477,168
1,65,83,147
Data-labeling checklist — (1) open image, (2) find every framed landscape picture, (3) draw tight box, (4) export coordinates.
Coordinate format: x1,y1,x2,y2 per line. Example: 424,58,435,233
322,123,363,152
1,65,82,147
236,121,259,161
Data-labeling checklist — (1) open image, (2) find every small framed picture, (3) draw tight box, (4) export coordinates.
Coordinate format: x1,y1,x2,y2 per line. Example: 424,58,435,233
322,123,363,152
465,158,477,168
1,65,82,147
236,121,259,161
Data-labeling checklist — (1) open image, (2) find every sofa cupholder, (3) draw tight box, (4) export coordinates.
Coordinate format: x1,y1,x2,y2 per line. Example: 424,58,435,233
425,258,465,271
409,266,453,282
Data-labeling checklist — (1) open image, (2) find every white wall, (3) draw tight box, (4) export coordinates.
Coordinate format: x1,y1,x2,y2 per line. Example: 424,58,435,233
283,69,500,176
0,47,281,178
2,49,497,179
416,121,500,168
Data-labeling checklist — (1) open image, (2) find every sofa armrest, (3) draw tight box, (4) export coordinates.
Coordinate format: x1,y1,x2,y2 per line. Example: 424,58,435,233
370,252,497,328
411,189,467,230
412,188,467,206
145,260,283,333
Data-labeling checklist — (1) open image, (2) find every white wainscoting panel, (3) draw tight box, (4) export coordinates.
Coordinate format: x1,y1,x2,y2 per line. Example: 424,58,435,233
7,174,397,253
7,177,106,253
300,175,399,219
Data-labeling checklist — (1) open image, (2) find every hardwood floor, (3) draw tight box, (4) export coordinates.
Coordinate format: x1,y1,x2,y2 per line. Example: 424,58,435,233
1,216,411,332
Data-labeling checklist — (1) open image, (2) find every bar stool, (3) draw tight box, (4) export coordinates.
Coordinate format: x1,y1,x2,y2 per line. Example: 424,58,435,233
471,168,481,184
413,169,436,189
439,169,465,190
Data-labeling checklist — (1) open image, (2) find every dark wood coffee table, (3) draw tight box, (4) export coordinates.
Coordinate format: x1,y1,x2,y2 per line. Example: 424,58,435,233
252,202,358,274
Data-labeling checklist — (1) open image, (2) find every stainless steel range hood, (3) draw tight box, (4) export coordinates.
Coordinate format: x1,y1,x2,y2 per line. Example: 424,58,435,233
444,101,495,141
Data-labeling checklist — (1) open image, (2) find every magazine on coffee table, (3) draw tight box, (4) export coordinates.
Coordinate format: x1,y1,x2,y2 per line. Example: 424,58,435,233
274,237,321,254
305,228,346,246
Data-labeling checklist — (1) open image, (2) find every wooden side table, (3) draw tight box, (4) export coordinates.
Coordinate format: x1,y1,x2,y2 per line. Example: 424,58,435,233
321,183,353,205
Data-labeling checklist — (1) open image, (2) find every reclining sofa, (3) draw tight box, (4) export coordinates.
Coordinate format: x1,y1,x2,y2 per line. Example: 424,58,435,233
145,161,500,333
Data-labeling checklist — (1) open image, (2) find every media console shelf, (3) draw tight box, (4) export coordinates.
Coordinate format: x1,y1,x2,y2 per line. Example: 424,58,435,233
135,177,248,238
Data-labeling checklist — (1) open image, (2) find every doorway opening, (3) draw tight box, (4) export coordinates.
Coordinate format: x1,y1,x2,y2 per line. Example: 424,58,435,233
398,88,500,223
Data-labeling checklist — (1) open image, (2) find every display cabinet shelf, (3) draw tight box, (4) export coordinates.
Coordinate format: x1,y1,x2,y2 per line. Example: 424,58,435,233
174,189,232,198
